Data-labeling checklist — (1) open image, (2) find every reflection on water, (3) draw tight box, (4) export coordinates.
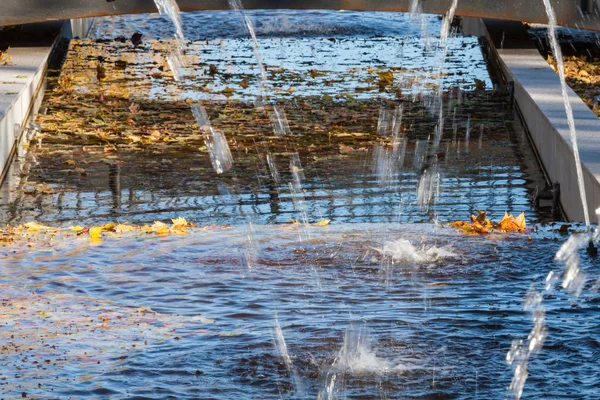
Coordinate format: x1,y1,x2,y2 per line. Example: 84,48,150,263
0,90,551,226
0,8,590,399
1,224,599,398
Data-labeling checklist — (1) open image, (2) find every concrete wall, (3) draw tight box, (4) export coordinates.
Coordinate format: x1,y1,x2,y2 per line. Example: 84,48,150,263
471,18,600,222
0,18,94,184
2,0,600,31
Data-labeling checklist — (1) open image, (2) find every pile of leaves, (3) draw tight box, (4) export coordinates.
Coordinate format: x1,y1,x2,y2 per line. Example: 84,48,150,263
547,54,600,118
0,217,200,246
451,211,526,234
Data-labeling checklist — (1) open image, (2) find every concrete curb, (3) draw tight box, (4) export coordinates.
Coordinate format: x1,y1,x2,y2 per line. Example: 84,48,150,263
465,18,600,222
0,18,94,184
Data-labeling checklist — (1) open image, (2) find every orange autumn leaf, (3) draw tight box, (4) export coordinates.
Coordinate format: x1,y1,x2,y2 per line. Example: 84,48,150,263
496,211,526,232
452,211,526,235
514,212,526,231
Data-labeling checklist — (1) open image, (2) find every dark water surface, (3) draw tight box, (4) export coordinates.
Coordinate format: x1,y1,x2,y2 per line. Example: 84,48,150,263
1,9,599,400
1,225,599,399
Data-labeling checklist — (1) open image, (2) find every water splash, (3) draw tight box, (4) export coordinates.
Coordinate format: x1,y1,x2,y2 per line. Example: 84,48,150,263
506,4,599,395
417,167,441,213
555,234,587,296
273,316,306,396
228,0,292,137
478,124,484,149
416,0,457,218
153,0,186,80
153,0,184,43
409,0,421,14
464,114,471,151
270,105,291,137
377,239,457,263
439,0,459,44
242,220,258,271
507,285,549,399
373,107,406,187
227,0,267,82
332,327,391,373
376,105,402,138
266,153,280,185
318,326,391,399
509,233,590,398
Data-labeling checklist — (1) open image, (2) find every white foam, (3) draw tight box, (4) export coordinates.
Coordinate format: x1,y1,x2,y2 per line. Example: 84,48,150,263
377,239,457,263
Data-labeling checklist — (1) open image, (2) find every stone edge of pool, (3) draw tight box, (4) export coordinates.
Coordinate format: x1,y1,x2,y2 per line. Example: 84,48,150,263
462,17,600,223
0,18,93,184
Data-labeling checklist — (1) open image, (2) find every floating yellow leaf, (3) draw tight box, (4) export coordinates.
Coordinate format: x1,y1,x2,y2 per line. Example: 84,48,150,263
514,212,526,231
142,221,170,235
497,211,526,233
312,219,331,226
102,223,116,232
23,222,52,232
171,217,188,233
115,223,137,233
89,227,102,241
69,225,85,232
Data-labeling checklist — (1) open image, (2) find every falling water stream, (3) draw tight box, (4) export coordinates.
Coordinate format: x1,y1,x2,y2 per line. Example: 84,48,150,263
228,0,291,137
506,2,597,399
153,0,234,174
542,0,591,231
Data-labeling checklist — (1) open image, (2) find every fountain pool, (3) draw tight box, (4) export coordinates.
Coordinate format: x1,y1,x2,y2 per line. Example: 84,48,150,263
1,8,599,400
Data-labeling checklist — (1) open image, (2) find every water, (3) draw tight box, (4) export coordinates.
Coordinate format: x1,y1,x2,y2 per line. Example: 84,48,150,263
154,0,234,173
1,224,598,398
1,7,596,399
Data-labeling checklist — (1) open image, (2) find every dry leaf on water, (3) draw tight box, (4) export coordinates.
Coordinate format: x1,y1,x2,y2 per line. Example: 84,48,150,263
141,221,170,235
496,211,526,233
89,227,102,242
170,217,188,233
451,211,526,234
115,223,137,233
24,222,54,232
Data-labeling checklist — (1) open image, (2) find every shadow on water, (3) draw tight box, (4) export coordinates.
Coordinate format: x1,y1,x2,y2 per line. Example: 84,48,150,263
0,86,554,226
